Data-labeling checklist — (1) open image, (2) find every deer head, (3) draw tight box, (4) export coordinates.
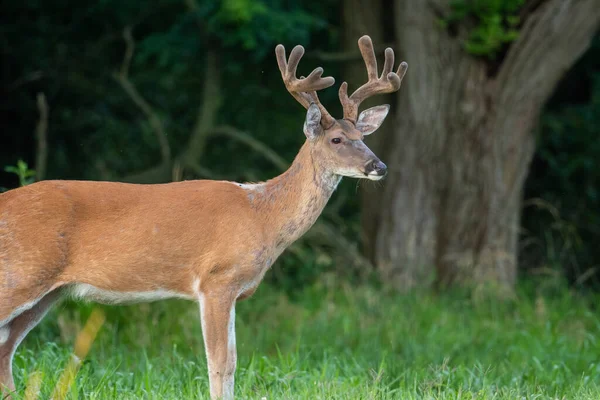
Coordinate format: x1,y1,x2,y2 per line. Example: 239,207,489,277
276,35,407,181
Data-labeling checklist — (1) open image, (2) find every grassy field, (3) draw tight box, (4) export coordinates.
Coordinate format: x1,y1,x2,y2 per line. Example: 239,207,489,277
10,280,600,399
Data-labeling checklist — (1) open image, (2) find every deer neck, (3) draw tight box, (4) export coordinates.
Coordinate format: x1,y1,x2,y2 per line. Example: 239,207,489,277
244,141,341,252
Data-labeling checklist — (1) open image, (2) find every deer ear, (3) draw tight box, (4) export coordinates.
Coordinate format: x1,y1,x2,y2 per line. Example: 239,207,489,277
356,105,390,136
303,103,322,141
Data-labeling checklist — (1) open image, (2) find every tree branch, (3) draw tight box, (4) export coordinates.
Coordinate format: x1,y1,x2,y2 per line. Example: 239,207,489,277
185,162,226,180
496,0,600,108
183,50,222,165
114,27,172,164
183,0,210,42
119,27,135,78
211,125,289,171
120,50,222,183
518,0,546,22
5,71,44,92
493,0,600,203
121,161,172,183
35,93,49,181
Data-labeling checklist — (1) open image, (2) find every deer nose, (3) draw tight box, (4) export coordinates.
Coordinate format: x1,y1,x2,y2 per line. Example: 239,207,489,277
366,159,387,176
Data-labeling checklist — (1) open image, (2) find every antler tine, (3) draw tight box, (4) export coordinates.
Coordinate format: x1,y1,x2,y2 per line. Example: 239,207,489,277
275,43,336,128
381,48,394,77
358,36,378,81
339,35,408,122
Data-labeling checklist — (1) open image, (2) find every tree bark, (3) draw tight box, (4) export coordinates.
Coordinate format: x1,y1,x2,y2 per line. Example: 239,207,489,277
371,0,600,289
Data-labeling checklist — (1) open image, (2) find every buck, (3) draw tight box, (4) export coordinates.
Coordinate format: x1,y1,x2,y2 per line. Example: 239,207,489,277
0,35,406,399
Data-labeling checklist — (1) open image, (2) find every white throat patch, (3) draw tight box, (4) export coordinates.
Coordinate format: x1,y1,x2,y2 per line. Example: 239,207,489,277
0,326,10,344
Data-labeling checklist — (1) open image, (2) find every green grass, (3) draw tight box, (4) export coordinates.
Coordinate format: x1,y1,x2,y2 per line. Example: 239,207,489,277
10,280,600,399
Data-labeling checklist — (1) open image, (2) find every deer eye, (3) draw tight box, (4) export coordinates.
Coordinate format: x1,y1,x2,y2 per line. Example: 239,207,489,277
331,138,342,144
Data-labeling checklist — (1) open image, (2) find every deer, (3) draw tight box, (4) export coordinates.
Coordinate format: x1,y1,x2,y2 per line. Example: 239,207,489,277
0,35,406,399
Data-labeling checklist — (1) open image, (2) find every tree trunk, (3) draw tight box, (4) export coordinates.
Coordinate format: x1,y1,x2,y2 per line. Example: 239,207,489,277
371,0,600,290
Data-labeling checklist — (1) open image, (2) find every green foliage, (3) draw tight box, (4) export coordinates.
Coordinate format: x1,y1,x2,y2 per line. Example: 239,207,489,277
131,0,327,72
4,160,36,187
446,0,524,57
12,282,600,398
0,0,341,189
209,0,325,55
522,36,600,285
539,83,600,207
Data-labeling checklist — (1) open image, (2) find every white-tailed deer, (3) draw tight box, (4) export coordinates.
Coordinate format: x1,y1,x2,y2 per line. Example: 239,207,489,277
0,35,406,399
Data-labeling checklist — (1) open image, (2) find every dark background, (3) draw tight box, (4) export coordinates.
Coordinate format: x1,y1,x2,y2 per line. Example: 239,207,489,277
1,0,599,292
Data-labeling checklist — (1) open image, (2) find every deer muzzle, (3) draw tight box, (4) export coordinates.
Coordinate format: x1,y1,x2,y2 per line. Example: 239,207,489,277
365,159,387,179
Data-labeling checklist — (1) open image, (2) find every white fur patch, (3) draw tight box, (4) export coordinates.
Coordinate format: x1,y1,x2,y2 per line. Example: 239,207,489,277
192,278,201,296
223,305,236,400
228,306,236,352
69,283,191,305
198,293,209,357
234,182,266,202
0,326,10,344
367,172,385,181
238,183,261,190
229,181,265,191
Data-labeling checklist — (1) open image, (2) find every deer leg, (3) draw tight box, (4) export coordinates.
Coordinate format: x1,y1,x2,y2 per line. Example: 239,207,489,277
198,290,236,400
0,289,62,399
